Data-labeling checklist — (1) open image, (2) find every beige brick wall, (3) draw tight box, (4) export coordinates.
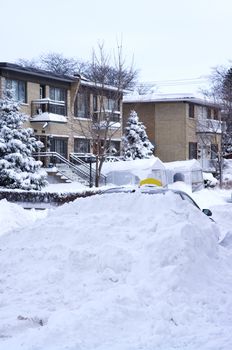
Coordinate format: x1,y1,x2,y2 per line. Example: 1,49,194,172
123,101,192,162
154,102,187,161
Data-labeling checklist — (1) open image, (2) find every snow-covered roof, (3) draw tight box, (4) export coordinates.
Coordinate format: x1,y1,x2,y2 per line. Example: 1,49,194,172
0,62,77,83
164,159,202,171
80,79,123,92
102,157,165,175
0,62,123,93
123,92,220,108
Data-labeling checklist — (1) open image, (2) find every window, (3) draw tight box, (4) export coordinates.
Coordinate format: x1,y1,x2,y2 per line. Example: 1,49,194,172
49,87,67,115
6,79,26,102
74,139,90,154
75,91,90,118
207,107,211,119
50,137,68,159
213,108,219,120
106,140,120,155
40,85,46,99
211,144,218,159
49,87,66,102
189,142,197,159
188,103,195,118
93,95,98,112
104,97,119,111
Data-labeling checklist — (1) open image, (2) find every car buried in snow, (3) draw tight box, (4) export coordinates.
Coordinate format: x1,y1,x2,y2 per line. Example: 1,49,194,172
102,185,213,218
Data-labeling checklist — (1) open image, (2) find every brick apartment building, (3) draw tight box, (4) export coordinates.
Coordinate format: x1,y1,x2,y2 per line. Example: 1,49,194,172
0,62,123,161
123,93,223,171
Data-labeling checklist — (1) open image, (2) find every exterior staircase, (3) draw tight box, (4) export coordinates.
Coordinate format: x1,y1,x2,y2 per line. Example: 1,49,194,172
33,151,107,186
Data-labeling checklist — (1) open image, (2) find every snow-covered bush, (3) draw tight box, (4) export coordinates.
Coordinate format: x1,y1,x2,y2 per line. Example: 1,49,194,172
203,172,218,188
122,110,154,160
0,96,47,190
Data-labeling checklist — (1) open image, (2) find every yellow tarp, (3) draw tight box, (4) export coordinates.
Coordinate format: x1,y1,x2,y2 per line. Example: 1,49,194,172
139,178,162,187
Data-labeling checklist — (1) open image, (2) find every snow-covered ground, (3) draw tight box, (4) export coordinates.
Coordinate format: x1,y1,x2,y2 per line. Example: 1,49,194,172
41,181,87,193
0,185,232,350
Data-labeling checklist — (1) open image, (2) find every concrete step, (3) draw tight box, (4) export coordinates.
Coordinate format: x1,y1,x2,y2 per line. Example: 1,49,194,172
46,168,86,185
56,165,89,185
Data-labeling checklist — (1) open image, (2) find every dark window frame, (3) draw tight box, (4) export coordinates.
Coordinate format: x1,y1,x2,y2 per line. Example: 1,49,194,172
213,108,219,120
188,103,195,118
74,138,91,153
106,140,121,155
93,95,98,112
5,78,27,103
75,90,90,118
49,86,67,116
49,86,66,102
189,142,197,159
211,144,218,159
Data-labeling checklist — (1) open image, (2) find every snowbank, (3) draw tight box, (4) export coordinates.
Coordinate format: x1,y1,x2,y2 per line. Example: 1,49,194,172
0,199,46,236
0,191,231,350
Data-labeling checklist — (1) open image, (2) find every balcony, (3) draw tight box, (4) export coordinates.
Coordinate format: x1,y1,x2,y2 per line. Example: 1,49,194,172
30,98,67,123
196,119,226,134
92,110,121,127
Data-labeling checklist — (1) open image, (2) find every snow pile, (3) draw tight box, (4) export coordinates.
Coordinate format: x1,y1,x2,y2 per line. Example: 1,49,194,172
42,181,86,193
168,180,193,195
192,188,229,209
0,192,232,350
0,199,46,236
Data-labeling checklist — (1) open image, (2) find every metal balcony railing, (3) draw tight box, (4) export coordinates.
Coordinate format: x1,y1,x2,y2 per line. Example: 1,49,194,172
196,119,226,134
92,110,121,124
31,98,66,117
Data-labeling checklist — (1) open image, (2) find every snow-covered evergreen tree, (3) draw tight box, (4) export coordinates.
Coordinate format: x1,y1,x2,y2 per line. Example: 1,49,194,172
122,110,154,160
0,96,47,190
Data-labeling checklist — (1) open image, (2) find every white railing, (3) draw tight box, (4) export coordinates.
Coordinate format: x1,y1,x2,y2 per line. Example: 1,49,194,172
31,98,66,117
33,152,93,185
93,110,121,123
196,119,226,133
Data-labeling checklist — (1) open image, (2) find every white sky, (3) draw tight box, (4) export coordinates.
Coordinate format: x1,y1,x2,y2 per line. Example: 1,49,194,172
1,0,232,92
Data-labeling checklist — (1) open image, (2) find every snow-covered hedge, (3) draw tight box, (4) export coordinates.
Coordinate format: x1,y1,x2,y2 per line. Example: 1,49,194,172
0,189,101,206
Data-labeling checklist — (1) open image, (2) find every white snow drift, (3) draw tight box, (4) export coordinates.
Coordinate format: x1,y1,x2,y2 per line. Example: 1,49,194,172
0,191,232,350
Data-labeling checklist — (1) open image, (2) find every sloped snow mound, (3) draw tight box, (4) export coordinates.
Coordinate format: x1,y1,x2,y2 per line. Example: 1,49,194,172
0,192,232,350
220,231,232,248
0,199,46,236
192,188,227,209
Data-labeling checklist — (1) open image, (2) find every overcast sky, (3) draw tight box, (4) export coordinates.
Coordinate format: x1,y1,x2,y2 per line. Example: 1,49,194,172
1,0,232,92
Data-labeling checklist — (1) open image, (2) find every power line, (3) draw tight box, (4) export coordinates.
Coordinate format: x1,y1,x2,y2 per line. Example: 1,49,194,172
136,76,210,88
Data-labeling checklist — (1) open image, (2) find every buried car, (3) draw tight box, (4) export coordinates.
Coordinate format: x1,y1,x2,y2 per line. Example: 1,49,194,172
103,185,213,218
